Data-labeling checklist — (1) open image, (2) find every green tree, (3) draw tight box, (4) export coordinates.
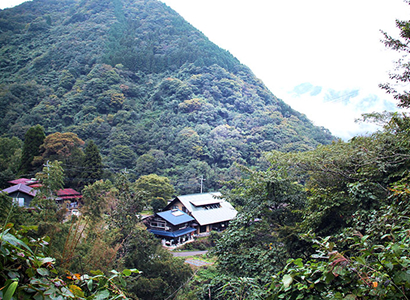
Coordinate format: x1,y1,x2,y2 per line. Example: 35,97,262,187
134,174,175,212
110,172,145,238
109,145,136,170
209,165,306,297
32,160,65,222
124,228,193,300
267,182,410,300
19,125,45,177
380,2,410,108
150,197,167,213
261,112,410,298
81,179,114,224
0,136,22,188
81,140,104,186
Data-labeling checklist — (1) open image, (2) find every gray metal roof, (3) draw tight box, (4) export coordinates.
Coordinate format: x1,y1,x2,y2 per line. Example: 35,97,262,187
175,192,237,226
2,184,37,197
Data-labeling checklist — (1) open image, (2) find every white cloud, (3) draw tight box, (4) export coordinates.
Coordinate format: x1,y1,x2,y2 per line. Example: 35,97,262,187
0,0,31,9
285,84,398,140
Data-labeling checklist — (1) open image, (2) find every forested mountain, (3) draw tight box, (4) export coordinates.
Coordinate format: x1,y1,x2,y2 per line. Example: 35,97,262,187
0,0,334,192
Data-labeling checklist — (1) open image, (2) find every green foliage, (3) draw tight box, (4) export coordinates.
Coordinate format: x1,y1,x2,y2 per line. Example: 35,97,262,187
81,140,104,186
268,190,410,299
0,225,139,300
19,124,45,177
0,136,22,188
199,113,410,299
150,197,167,213
135,174,175,212
260,114,410,298
202,275,267,300
82,179,114,224
32,160,64,222
177,236,214,251
123,228,193,300
35,160,65,198
110,172,146,237
108,145,136,170
380,2,410,108
0,193,28,227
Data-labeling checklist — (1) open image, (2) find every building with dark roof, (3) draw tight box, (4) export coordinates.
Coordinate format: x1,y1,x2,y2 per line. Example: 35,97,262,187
1,184,37,207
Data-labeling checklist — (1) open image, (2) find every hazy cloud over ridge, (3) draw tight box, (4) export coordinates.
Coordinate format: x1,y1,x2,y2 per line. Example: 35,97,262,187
287,82,398,140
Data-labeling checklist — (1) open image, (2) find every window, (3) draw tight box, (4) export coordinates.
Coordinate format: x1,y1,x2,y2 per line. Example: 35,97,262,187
13,198,24,207
201,203,221,210
150,221,166,229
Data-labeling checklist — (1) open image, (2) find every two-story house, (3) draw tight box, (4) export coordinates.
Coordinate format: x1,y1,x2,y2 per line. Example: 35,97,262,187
148,209,196,247
164,192,237,235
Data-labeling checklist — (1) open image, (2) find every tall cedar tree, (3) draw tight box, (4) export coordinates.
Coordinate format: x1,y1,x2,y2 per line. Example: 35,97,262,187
82,140,103,185
19,125,45,177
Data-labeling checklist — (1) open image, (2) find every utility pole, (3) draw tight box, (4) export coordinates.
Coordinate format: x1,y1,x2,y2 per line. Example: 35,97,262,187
43,160,52,199
44,160,50,176
198,175,205,193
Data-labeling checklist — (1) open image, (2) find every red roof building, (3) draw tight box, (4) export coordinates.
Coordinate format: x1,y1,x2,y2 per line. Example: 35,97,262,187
8,178,39,186
56,188,82,201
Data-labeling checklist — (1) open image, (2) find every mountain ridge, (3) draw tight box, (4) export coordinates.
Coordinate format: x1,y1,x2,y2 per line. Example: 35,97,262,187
0,0,335,193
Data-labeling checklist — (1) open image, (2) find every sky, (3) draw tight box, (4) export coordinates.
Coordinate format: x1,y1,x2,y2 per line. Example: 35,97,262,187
2,0,410,140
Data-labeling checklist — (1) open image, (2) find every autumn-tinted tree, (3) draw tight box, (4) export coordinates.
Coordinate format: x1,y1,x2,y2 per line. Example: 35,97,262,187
40,132,85,188
19,125,45,177
40,132,85,160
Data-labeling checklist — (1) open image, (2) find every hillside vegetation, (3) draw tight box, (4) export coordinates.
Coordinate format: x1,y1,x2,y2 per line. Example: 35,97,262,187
2,1,410,300
0,0,334,193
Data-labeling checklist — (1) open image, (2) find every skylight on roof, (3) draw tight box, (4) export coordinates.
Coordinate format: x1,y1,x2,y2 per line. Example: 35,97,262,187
172,210,184,216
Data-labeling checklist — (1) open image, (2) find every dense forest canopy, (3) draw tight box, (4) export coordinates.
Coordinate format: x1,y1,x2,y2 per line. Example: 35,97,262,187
0,0,334,193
